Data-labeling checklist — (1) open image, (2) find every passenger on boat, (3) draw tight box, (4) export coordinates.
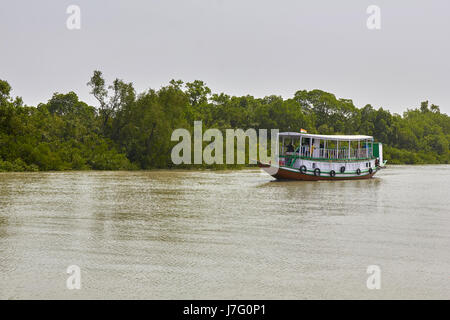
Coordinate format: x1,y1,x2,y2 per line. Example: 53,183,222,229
286,143,295,153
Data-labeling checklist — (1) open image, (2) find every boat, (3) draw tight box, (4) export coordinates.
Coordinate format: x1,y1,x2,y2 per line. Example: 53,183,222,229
258,131,385,181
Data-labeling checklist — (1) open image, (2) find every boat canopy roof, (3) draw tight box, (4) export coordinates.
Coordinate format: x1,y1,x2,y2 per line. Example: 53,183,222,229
279,132,374,141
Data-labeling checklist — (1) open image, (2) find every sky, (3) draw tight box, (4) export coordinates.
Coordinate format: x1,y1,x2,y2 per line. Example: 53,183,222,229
1,0,449,114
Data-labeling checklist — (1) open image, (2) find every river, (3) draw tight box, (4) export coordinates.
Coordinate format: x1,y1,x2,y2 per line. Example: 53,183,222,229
0,165,449,299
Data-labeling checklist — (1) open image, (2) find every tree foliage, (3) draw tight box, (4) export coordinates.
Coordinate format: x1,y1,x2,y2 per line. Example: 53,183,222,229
0,73,448,171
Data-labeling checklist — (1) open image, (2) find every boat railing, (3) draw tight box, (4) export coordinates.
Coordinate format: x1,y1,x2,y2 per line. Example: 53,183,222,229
282,146,373,161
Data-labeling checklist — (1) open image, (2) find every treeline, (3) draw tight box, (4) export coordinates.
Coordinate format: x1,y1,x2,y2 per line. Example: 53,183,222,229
0,71,449,171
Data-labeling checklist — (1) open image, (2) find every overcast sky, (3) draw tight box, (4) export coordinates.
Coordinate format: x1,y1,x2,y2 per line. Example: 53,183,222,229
1,0,449,114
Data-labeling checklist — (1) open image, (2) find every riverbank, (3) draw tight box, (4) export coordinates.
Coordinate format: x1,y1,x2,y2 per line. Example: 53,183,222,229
0,159,448,173
1,76,449,174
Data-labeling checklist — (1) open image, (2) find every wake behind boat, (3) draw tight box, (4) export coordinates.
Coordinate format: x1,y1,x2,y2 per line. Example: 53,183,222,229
259,131,386,181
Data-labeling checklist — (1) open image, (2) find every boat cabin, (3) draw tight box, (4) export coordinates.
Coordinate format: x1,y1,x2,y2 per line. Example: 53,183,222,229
274,132,384,179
